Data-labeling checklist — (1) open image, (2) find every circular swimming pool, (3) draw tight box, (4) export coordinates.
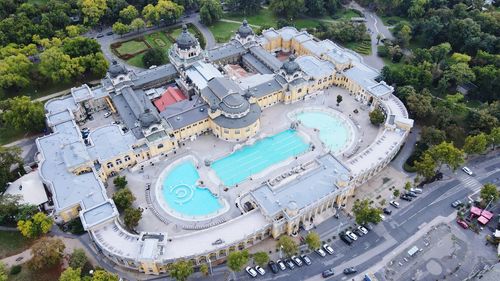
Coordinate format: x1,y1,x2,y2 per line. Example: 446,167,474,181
291,108,356,155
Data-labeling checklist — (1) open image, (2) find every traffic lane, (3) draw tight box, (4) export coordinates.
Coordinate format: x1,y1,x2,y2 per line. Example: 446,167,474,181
480,169,500,183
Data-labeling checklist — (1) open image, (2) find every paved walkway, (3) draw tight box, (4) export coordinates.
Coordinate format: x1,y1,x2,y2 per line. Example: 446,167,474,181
1,249,32,268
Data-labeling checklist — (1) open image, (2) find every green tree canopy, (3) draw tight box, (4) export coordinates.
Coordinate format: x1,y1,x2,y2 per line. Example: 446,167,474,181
227,250,249,272
0,261,7,281
130,18,146,32
304,231,321,250
427,141,465,170
124,207,142,229
277,235,298,257
112,21,131,36
69,248,88,269
168,260,194,281
480,183,499,205
406,91,433,119
62,37,101,58
113,176,128,189
369,108,385,125
91,270,119,281
224,0,261,15
352,199,382,225
80,0,108,26
488,127,500,149
119,5,139,24
39,47,85,82
17,212,53,238
270,0,305,20
142,48,167,68
0,53,33,89
199,0,223,26
253,252,269,267
59,267,81,281
0,146,22,194
29,237,65,270
112,188,135,210
463,133,488,155
2,96,45,132
414,152,437,180
421,126,446,146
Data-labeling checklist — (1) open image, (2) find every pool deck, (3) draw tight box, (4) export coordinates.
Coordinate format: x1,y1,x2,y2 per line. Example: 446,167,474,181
117,86,379,235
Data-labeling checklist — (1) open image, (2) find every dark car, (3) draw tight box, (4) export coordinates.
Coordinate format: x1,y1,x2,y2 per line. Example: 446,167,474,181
106,31,114,36
405,192,417,198
96,33,104,38
383,208,392,215
353,228,364,237
322,268,335,278
285,259,295,270
400,195,413,201
451,200,463,208
268,261,279,274
340,234,353,245
343,267,357,275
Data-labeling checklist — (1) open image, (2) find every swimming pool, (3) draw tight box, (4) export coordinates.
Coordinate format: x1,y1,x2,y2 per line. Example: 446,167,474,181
211,129,309,186
294,111,351,153
161,161,222,217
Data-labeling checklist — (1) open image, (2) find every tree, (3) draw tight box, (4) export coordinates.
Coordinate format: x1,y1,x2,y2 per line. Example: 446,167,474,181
2,96,45,132
112,188,135,210
39,47,84,82
270,0,305,20
0,194,22,224
143,1,184,26
224,0,261,15
199,0,222,26
62,37,101,58
304,231,321,251
142,48,167,68
352,199,382,225
0,146,22,194
440,62,476,90
0,261,6,281
404,181,412,191
369,108,385,125
130,18,146,32
168,260,194,281
463,133,488,155
406,92,433,119
480,183,499,205
488,127,500,149
59,267,81,281
69,248,87,269
80,0,108,26
227,250,249,273
253,252,269,267
119,5,139,24
305,0,326,16
200,264,209,276
427,141,465,171
414,152,437,180
0,53,33,89
66,25,86,38
113,175,128,189
277,235,298,257
393,189,400,197
112,22,130,36
123,207,142,229
17,212,53,238
91,270,119,281
376,33,382,44
29,237,65,270
395,23,412,48
336,95,342,106
421,126,446,146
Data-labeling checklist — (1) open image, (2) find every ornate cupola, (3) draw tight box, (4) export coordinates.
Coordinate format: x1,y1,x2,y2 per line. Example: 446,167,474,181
280,55,303,82
169,25,203,69
235,20,255,46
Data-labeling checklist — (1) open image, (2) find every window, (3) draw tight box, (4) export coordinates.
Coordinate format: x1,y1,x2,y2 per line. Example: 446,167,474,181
224,129,229,134
298,88,302,93
106,162,113,168
116,159,122,165
158,144,164,149
124,155,131,161
235,130,240,134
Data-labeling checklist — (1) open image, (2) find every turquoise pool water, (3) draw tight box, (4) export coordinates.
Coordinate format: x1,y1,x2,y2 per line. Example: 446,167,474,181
161,161,222,217
295,111,349,153
211,129,309,186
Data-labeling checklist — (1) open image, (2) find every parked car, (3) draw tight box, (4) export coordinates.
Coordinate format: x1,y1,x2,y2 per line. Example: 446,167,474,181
345,231,358,241
276,259,286,271
111,120,121,125
96,33,104,38
457,219,469,229
353,228,364,237
340,234,353,245
451,200,463,208
106,31,114,36
315,248,327,257
268,261,279,274
390,201,400,208
285,259,295,270
358,225,368,234
400,194,413,201
245,266,257,277
104,111,112,118
383,208,392,215
343,267,357,275
406,191,418,198
300,254,312,265
291,256,303,267
255,266,265,275
322,268,335,278
462,166,473,175
410,188,423,194
323,243,334,255
363,223,373,230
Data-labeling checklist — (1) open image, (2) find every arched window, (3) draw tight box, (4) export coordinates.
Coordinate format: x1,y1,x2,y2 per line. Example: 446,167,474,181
106,162,113,168
116,159,122,165
124,155,131,162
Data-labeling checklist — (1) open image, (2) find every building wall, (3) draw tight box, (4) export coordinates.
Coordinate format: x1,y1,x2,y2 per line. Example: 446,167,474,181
172,118,211,141
211,119,260,142
256,91,282,109
147,139,178,157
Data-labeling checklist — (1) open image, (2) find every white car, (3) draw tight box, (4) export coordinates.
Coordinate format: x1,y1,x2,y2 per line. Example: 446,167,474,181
322,243,334,255
103,111,112,118
315,248,326,257
245,266,257,277
358,225,368,234
390,201,400,208
255,266,265,275
345,231,358,241
410,188,423,194
462,166,473,175
291,255,303,267
276,259,286,270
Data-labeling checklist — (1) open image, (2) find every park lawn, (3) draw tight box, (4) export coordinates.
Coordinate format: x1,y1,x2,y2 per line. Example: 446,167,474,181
331,8,363,20
380,15,410,27
0,231,32,259
0,127,30,145
224,8,278,27
126,52,146,68
144,32,172,50
169,26,198,39
294,18,322,29
115,40,149,56
209,22,241,43
8,263,63,281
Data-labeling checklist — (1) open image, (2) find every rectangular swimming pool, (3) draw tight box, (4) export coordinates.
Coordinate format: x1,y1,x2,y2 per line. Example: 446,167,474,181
211,129,309,186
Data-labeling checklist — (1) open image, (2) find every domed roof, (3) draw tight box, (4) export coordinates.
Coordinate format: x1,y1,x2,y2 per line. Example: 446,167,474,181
138,109,159,128
281,55,300,75
238,20,253,38
176,25,197,50
108,60,128,78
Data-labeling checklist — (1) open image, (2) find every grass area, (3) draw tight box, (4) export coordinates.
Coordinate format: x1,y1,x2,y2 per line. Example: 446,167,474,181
0,127,31,145
170,26,198,39
126,52,146,68
344,40,372,55
380,15,410,27
224,9,278,27
331,8,363,20
144,32,172,50
115,40,149,56
0,231,32,259
209,21,241,43
8,263,63,281
294,18,322,29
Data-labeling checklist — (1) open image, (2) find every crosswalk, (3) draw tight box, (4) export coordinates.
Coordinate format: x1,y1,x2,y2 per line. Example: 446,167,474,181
456,173,484,193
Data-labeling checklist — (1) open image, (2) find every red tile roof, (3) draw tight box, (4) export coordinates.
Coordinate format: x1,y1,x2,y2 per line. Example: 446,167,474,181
154,86,186,112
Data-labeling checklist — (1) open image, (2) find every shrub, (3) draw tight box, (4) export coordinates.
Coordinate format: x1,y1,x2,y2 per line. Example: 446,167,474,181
10,265,22,275
142,47,166,68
